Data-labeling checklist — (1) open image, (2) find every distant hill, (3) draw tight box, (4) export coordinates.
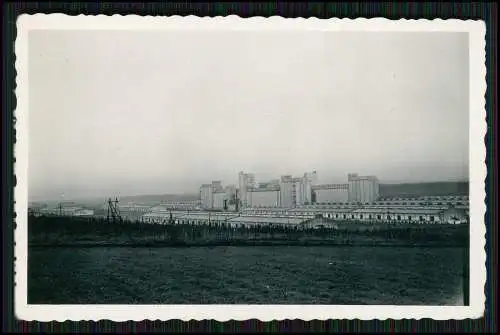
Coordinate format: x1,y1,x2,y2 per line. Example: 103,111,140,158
379,182,469,197
30,193,201,208
118,183,468,203
33,182,468,208
117,193,199,204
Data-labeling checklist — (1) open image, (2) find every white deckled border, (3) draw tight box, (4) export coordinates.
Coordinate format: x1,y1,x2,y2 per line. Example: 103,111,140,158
14,14,487,321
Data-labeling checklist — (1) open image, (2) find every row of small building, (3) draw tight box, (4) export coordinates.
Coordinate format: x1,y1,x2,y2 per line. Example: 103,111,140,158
30,206,95,217
140,201,469,227
29,194,470,227
116,195,469,212
140,195,470,211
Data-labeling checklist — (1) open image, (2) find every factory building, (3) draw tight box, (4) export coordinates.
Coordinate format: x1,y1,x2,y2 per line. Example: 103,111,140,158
228,216,305,228
301,171,318,205
175,213,237,225
241,207,312,218
277,171,318,207
442,207,469,224
290,207,354,220
204,170,381,209
246,185,281,207
238,171,256,208
200,184,214,209
38,206,94,217
348,173,380,204
313,184,349,203
349,208,443,223
291,171,318,206
225,185,238,211
279,175,297,208
212,181,223,192
119,204,152,213
73,209,95,217
141,211,238,225
212,185,237,211
376,196,469,208
213,190,226,210
200,181,223,209
141,210,187,224
142,205,467,226
301,216,339,229
158,200,200,211
200,181,237,211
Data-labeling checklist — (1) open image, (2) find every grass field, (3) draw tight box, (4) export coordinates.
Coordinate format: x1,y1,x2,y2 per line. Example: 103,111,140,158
28,246,466,305
28,216,469,247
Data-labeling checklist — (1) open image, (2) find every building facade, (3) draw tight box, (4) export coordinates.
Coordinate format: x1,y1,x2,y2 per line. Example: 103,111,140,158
201,181,238,211
206,170,381,209
158,200,200,211
73,209,95,217
213,191,226,209
212,185,237,210
313,184,349,203
298,171,318,205
279,175,297,208
119,204,152,213
200,184,214,209
247,186,281,207
238,171,256,208
348,173,380,204
277,171,318,207
223,185,237,211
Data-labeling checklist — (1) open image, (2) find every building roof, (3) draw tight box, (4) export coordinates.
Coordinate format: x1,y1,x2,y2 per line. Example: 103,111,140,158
229,216,306,225
290,207,355,213
142,211,187,218
298,204,355,208
178,213,238,221
312,184,349,190
243,206,293,210
242,207,292,211
378,195,469,201
142,210,240,220
351,208,443,214
364,205,449,210
247,188,280,192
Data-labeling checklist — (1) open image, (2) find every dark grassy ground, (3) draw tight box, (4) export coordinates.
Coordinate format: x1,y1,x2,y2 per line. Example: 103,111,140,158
27,216,469,305
28,246,466,305
28,216,469,247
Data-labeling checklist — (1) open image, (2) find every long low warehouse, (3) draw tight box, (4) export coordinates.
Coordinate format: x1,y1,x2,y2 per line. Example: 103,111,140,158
140,205,468,226
228,216,305,228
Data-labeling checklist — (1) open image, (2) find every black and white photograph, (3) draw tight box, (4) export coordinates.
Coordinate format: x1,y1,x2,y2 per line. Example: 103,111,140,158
15,15,486,321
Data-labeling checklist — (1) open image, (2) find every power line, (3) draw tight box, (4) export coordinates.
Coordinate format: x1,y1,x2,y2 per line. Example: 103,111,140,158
106,197,123,224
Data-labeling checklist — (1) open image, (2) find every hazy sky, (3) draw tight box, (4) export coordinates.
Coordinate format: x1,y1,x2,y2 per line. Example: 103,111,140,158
28,30,469,201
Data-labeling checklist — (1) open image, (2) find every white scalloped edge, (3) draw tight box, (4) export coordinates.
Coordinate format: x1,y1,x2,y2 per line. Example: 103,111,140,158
13,14,487,322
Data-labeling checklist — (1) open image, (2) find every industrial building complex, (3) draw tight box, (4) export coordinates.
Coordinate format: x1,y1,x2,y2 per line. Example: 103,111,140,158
139,194,469,227
28,170,469,227
201,171,380,210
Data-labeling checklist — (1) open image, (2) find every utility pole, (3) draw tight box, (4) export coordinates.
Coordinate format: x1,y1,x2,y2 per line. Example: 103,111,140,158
106,198,111,222
106,197,123,224
235,189,239,213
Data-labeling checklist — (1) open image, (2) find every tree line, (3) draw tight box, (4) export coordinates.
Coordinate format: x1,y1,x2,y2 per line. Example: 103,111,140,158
28,214,468,247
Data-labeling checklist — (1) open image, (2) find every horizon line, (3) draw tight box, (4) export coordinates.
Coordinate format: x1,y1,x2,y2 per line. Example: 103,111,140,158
29,179,470,203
